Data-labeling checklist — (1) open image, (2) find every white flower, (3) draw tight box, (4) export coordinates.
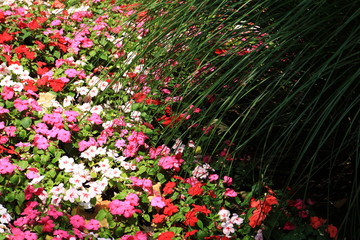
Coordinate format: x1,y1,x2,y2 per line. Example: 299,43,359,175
78,103,92,112
90,105,103,115
8,64,24,75
77,86,89,96
50,183,65,196
130,111,141,121
29,175,45,185
230,213,244,225
0,76,14,87
59,156,74,170
218,209,231,221
0,213,12,224
78,189,96,203
88,76,100,86
124,51,136,65
69,175,86,188
221,222,235,237
63,96,74,107
98,81,109,91
111,82,123,92
63,188,79,203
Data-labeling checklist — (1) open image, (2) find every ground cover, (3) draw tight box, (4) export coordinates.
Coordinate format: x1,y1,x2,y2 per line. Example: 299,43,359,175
0,0,353,239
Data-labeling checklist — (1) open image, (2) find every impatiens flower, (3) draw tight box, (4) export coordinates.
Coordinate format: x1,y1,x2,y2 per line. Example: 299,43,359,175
326,224,338,238
84,219,100,231
0,157,16,174
283,221,296,230
223,176,233,186
14,98,28,111
184,211,198,226
221,222,235,236
224,188,237,197
158,231,175,240
310,216,326,229
152,214,166,224
65,68,79,78
188,182,203,196
184,230,198,238
218,209,231,221
151,197,166,208
163,181,176,195
70,215,86,229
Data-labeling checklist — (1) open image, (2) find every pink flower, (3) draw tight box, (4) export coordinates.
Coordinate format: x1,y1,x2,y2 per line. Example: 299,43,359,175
158,156,177,170
125,193,139,206
84,219,100,231
57,129,71,143
223,176,233,186
47,205,63,219
0,135,8,144
82,38,93,48
26,168,40,179
224,188,237,197
14,98,28,111
88,113,103,124
4,126,16,137
150,197,165,208
70,215,86,229
50,20,61,26
33,134,49,149
64,68,79,78
0,157,16,174
1,86,14,100
208,174,219,182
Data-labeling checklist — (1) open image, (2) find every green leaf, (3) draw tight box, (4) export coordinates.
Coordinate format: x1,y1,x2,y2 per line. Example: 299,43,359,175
16,192,25,206
96,209,108,221
17,161,28,169
53,50,61,59
21,117,32,128
138,165,147,175
143,214,150,222
10,175,20,184
5,192,15,202
197,219,204,229
156,172,165,183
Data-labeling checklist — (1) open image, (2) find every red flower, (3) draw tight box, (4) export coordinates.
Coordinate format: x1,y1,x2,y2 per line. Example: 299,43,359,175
215,49,227,55
27,19,41,30
283,221,296,231
310,216,326,229
152,214,166,224
184,211,198,226
188,182,203,196
184,230,198,238
326,224,338,239
249,208,267,228
0,29,13,43
133,92,147,103
192,204,211,215
163,203,178,216
163,181,176,195
158,231,175,240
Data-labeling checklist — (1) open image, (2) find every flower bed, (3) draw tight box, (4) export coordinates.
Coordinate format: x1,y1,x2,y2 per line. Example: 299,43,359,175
0,0,338,239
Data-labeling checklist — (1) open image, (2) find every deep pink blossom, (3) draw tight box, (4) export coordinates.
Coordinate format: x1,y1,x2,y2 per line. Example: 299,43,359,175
70,215,86,229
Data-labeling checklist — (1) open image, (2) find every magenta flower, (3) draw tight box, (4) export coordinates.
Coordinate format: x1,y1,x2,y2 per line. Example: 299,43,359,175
224,188,238,197
33,134,49,150
14,98,28,112
84,219,100,231
64,68,79,78
70,215,86,229
0,157,16,174
151,197,165,208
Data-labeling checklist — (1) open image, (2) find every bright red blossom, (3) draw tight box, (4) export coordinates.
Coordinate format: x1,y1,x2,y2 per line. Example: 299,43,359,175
158,231,175,240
